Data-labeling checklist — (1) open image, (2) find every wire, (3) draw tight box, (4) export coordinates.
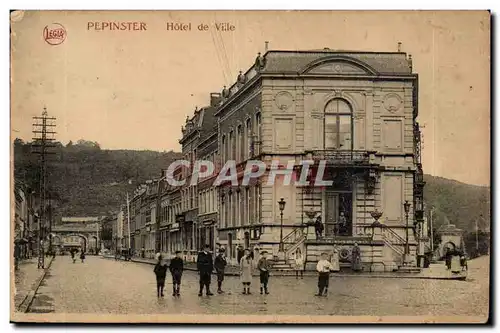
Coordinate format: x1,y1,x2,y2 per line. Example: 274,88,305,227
209,26,230,85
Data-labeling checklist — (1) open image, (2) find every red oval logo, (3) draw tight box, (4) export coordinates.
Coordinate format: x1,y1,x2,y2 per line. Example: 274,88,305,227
43,23,66,46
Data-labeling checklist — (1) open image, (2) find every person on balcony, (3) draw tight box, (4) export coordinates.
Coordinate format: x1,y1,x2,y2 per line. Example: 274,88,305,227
294,249,305,279
351,243,362,272
339,212,347,235
314,216,324,239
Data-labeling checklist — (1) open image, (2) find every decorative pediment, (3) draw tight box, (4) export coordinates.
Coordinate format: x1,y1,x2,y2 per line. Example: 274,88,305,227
301,57,378,76
307,62,369,75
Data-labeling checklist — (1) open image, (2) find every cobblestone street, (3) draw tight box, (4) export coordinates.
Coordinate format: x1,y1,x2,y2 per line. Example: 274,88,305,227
28,255,489,318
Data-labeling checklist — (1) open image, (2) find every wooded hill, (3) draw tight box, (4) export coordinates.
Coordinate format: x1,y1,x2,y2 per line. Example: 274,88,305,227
13,139,490,235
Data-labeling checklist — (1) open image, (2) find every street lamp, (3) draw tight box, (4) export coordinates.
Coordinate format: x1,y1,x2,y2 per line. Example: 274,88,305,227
403,200,411,264
278,198,286,252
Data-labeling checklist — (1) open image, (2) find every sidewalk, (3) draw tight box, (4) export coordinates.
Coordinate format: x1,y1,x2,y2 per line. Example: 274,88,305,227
14,256,55,312
101,255,467,280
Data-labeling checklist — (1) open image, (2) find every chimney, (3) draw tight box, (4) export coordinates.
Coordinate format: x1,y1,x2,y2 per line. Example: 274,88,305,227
210,92,222,107
265,41,269,52
398,42,402,52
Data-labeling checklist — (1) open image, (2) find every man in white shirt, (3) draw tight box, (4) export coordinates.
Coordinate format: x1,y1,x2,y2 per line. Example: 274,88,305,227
316,252,333,296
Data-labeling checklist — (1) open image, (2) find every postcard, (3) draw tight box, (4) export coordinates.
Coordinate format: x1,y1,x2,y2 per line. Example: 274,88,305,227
11,10,490,323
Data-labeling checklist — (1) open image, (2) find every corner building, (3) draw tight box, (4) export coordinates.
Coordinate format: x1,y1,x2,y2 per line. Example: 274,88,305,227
215,49,425,271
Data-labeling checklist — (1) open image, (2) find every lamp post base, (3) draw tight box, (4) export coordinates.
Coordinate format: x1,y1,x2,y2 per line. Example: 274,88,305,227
403,253,416,267
277,250,285,260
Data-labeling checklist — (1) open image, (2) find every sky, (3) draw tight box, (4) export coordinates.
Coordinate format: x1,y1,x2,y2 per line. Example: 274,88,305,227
10,10,490,186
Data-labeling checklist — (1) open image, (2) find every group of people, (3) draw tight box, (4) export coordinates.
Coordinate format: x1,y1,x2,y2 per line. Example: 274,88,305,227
69,248,86,263
314,213,349,239
153,245,274,297
153,250,184,297
444,248,468,273
152,243,345,298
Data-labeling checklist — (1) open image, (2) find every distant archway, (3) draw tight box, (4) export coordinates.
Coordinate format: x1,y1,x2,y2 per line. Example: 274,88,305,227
62,234,88,252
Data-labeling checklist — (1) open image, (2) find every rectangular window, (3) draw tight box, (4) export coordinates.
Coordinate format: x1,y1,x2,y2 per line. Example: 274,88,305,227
221,199,226,229
238,126,245,162
228,192,232,228
257,185,262,223
236,190,240,226
383,119,403,151
256,113,262,155
239,189,247,225
383,174,403,223
229,131,234,160
245,187,250,225
246,119,252,159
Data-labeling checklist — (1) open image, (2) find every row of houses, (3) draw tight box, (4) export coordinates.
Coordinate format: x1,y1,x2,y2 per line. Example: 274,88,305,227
111,48,427,270
13,181,39,261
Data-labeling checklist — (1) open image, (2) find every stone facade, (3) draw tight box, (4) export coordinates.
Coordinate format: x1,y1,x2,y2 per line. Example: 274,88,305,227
120,49,426,271
213,50,424,270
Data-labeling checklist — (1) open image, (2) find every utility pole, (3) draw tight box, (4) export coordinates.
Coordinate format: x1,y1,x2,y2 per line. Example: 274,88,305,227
429,207,434,252
32,107,56,268
96,220,100,253
475,217,479,252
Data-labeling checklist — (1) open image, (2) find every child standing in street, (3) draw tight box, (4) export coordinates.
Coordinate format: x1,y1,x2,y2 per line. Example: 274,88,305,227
154,255,168,298
257,250,271,294
316,252,333,297
169,251,184,296
214,248,227,294
240,249,254,294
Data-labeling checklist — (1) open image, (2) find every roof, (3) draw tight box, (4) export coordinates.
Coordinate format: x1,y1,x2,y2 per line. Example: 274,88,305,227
198,106,217,143
438,223,463,234
262,50,412,74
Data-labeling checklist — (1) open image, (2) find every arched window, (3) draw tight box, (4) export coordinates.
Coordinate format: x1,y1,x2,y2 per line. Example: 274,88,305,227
229,130,235,160
324,99,353,150
237,124,244,162
255,112,262,155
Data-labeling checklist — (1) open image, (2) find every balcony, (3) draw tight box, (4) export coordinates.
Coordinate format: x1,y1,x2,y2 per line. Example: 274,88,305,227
311,150,375,167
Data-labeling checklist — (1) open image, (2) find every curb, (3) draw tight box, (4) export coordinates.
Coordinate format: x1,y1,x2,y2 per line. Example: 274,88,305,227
101,256,467,280
17,256,55,313
101,255,241,276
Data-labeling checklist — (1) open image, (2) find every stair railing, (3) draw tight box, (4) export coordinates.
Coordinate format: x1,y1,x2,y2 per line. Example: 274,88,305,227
282,226,307,260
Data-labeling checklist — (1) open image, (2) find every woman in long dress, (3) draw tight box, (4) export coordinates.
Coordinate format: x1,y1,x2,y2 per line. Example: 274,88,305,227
240,249,254,294
294,249,304,279
331,248,340,272
351,243,362,272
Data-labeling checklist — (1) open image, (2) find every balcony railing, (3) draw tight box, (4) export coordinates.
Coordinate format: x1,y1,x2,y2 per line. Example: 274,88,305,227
312,150,372,166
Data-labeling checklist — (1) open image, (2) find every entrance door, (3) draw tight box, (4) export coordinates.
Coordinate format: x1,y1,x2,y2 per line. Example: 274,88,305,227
324,191,338,237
